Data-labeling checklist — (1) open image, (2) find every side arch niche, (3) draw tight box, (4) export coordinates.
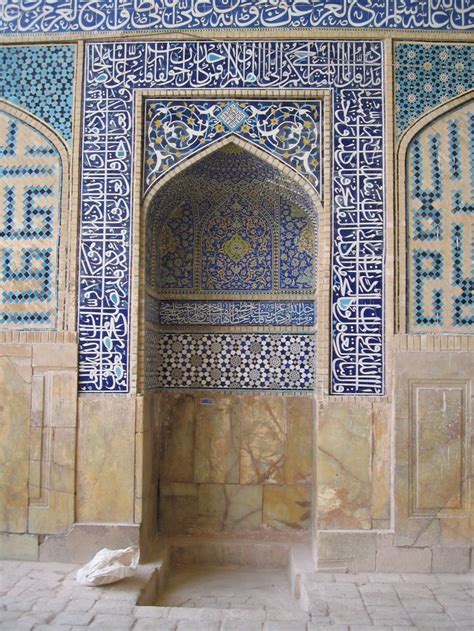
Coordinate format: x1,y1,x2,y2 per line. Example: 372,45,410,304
399,92,474,334
0,100,70,330
141,137,321,392
138,135,321,537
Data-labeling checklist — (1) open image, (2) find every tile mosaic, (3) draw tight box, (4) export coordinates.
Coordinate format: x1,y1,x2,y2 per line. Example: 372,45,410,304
0,110,62,329
0,46,75,144
395,43,473,137
79,40,385,394
0,1,471,34
145,297,315,327
407,100,474,332
145,99,321,193
144,332,315,391
147,144,317,294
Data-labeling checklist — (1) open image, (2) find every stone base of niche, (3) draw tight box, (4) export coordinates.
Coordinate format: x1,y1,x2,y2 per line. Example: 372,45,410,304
316,531,472,574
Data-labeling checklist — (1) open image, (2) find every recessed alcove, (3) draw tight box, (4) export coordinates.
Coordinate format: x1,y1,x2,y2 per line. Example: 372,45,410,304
140,140,318,547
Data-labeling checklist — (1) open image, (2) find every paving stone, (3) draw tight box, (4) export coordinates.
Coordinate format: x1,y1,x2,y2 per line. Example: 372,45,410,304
350,626,391,630
0,610,21,622
410,611,458,626
224,608,267,621
176,621,220,631
264,622,306,631
367,574,403,583
134,620,177,631
89,613,135,629
361,591,401,606
401,597,444,612
304,572,336,583
221,622,263,631
53,611,94,625
438,574,474,584
401,573,440,584
266,608,309,621
32,597,69,613
367,605,412,623
307,626,348,631
65,598,96,612
91,599,135,615
331,611,372,625
395,583,434,598
133,606,171,618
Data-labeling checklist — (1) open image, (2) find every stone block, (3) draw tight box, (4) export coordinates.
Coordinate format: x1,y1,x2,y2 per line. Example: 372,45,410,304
284,396,313,484
0,356,31,533
263,485,311,531
371,402,391,522
197,484,262,531
432,547,470,573
159,482,198,533
29,490,74,534
195,395,240,484
241,396,285,484
32,343,77,368
76,397,136,522
376,535,432,573
317,532,377,572
0,533,38,561
47,371,77,428
317,401,372,529
161,393,195,483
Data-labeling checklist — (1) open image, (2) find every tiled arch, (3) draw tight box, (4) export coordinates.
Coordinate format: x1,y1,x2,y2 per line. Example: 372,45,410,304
397,90,474,334
136,134,324,393
0,99,71,331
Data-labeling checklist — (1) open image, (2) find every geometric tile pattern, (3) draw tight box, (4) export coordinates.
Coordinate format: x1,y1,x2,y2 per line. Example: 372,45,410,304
79,41,385,394
0,110,62,328
145,297,315,327
0,45,75,144
145,332,315,391
145,100,321,193
395,43,473,138
407,100,474,332
0,1,471,34
147,145,316,294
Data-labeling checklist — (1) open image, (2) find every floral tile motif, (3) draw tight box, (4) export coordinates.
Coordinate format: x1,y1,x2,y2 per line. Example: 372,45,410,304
395,43,473,138
145,332,315,391
0,45,75,144
147,144,317,295
79,41,385,395
0,1,471,34
0,110,62,328
145,100,321,193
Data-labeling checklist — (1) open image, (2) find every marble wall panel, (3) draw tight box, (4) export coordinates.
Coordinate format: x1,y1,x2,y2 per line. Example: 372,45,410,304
0,350,31,533
160,394,195,483
317,402,372,530
241,397,286,485
77,397,135,523
394,352,472,548
263,486,311,531
195,396,240,484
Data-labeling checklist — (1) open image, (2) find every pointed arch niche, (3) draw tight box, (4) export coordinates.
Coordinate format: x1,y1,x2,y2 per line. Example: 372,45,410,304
138,134,323,538
397,90,473,334
0,99,71,331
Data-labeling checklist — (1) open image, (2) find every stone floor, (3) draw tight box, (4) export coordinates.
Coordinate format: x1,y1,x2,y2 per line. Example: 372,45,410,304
156,566,299,610
0,559,472,630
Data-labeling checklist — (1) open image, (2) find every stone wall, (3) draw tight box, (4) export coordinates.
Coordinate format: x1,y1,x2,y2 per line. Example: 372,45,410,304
0,334,77,560
154,392,313,535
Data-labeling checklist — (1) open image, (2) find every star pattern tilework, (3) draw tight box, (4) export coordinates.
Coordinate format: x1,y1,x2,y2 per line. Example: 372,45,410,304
145,332,315,391
0,45,75,144
396,43,473,138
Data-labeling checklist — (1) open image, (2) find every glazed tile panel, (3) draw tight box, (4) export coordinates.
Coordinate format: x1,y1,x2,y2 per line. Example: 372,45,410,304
145,332,315,391
146,297,315,327
145,100,321,193
0,46,76,144
396,44,474,137
0,0,472,33
407,100,474,332
79,41,385,394
146,144,317,294
0,110,62,328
